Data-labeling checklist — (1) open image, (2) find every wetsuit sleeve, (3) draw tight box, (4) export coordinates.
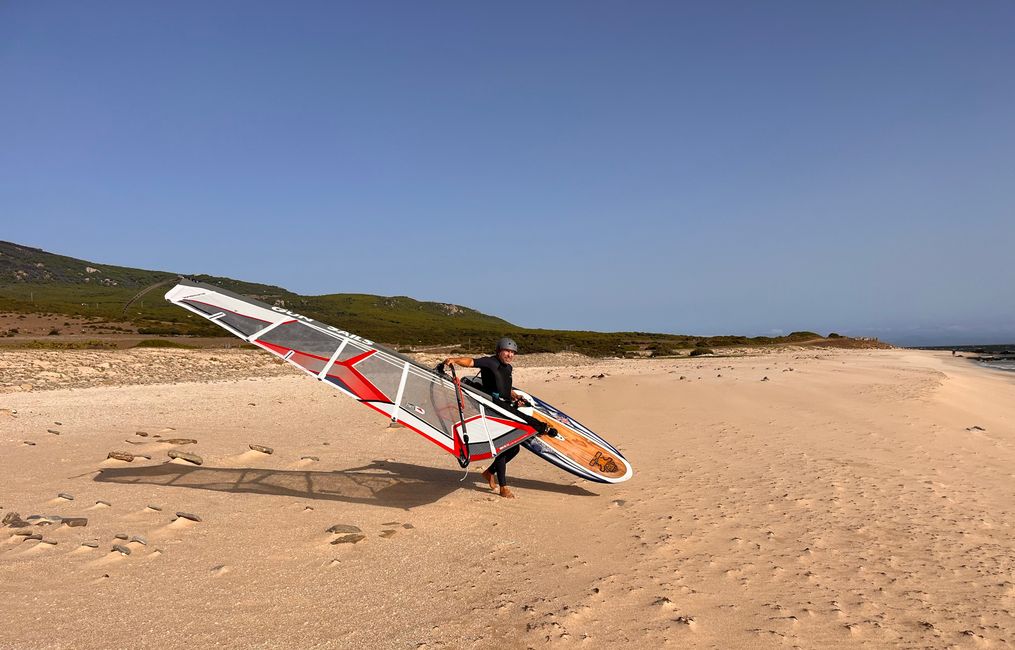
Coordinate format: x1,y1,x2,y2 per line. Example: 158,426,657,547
472,356,496,370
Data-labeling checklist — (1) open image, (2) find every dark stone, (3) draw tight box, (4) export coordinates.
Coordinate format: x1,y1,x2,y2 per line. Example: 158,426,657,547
163,438,197,445
24,533,42,541
130,535,148,546
381,521,400,526
176,511,202,522
2,511,26,527
135,431,149,437
62,517,88,528
114,533,128,540
168,450,203,465
81,541,99,548
95,500,111,507
22,440,35,446
301,456,319,461
326,524,362,534
107,451,134,462
402,523,414,529
57,493,74,501
47,429,60,435
146,505,162,511
761,376,770,381
248,444,274,455
112,544,131,555
330,534,366,545
27,514,62,524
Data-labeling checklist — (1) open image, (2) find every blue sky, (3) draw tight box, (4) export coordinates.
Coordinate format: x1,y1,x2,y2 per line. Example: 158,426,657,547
2,2,1013,345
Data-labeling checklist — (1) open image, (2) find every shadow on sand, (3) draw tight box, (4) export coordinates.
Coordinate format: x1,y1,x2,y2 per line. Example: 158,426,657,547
94,459,598,510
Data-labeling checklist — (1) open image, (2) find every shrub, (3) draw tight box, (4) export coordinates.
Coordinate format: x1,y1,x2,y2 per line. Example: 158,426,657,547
689,347,714,356
828,332,842,338
48,327,61,336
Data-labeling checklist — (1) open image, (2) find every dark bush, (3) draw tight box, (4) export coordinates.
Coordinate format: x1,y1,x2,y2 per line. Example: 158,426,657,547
689,347,714,356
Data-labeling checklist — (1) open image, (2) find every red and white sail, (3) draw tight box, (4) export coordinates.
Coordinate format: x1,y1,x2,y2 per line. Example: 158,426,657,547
165,279,536,461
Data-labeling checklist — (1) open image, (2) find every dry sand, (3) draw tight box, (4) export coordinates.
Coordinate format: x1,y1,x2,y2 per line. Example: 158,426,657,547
1,347,1013,648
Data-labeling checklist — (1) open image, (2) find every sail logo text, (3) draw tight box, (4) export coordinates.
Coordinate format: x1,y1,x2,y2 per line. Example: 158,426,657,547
270,307,374,346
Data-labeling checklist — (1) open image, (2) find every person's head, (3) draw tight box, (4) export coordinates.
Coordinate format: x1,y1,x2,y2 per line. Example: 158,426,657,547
496,337,518,363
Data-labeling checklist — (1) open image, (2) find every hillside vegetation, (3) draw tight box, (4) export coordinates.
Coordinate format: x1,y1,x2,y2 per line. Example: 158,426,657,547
0,241,863,356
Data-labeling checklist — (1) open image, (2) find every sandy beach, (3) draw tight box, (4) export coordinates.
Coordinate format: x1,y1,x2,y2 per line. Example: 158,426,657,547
2,347,1013,648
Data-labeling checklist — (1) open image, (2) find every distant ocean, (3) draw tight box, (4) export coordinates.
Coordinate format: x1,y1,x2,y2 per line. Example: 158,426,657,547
920,344,1015,373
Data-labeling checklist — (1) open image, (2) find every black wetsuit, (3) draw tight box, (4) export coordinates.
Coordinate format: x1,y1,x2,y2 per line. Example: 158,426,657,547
472,355,547,487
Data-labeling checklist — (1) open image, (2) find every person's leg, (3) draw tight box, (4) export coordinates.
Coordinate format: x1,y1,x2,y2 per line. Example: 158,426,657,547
496,445,521,498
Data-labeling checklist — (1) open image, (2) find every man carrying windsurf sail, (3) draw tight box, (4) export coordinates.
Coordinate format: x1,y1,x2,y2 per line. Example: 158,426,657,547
440,337,554,499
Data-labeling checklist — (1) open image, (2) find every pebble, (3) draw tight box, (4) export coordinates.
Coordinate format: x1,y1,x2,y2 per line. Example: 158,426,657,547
176,511,202,523
402,523,414,529
114,533,128,540
27,515,63,525
40,538,58,546
62,517,88,527
112,544,131,555
330,534,366,545
24,533,43,541
95,500,111,507
168,450,203,465
3,511,26,527
382,521,400,526
301,456,320,461
22,441,36,446
761,376,770,381
57,493,74,501
47,429,60,435
107,451,135,462
12,530,35,537
327,524,362,534
146,505,162,511
135,431,149,437
130,535,148,546
249,444,274,455
81,541,99,548
163,438,198,445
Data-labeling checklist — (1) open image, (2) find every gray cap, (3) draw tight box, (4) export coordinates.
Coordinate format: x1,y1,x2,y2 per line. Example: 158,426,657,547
496,337,518,352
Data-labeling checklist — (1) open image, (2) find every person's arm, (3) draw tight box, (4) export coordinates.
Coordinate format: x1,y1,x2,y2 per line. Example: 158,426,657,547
442,357,475,369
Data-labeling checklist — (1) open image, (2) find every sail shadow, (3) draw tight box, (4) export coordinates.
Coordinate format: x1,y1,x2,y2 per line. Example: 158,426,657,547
94,459,597,510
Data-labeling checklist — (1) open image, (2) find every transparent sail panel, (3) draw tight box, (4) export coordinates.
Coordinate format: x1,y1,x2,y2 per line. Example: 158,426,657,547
258,322,341,359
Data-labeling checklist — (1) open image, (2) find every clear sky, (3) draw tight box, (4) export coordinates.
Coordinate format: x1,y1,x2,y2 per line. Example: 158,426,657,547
2,2,1013,345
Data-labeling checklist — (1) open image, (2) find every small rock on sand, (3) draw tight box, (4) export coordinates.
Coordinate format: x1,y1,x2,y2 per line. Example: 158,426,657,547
114,533,128,540
95,500,111,507
112,544,131,555
146,505,162,511
3,512,27,527
130,535,148,546
248,444,273,455
163,438,197,445
57,493,74,501
27,515,63,525
47,429,60,435
81,541,99,548
168,450,203,465
327,524,362,534
301,456,319,462
107,451,135,462
135,431,149,437
379,530,397,538
330,534,366,545
402,523,414,529
175,512,202,523
22,441,36,446
62,517,88,527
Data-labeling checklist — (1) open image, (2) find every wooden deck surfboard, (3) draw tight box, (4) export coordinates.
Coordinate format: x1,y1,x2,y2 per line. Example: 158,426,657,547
515,390,633,483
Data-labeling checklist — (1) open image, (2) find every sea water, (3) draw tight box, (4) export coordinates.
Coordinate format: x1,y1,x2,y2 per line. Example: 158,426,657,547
927,344,1015,373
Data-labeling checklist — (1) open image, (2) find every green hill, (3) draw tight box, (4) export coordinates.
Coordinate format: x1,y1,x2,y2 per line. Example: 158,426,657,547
0,240,843,355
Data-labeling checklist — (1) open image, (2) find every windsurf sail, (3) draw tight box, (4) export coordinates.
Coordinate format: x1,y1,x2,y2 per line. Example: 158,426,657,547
164,279,537,462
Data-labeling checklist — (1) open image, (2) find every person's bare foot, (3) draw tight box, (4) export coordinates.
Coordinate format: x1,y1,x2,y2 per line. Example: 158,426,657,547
499,486,515,499
482,468,497,491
